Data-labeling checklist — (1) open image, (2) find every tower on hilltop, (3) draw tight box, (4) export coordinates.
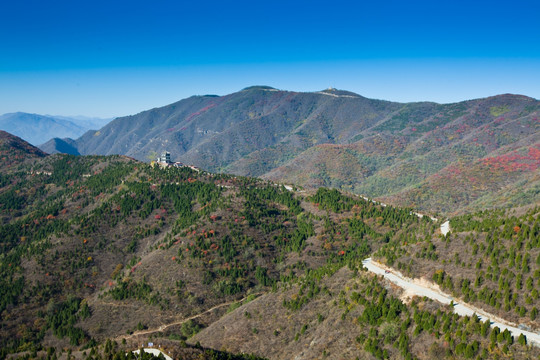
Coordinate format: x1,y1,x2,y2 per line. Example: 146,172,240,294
158,151,171,164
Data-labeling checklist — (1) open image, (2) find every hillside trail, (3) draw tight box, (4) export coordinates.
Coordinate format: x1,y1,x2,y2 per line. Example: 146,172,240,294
92,300,140,308
362,258,540,347
117,292,262,340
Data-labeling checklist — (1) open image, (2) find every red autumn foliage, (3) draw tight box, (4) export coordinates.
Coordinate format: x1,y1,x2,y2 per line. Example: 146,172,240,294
481,146,540,172
185,103,217,122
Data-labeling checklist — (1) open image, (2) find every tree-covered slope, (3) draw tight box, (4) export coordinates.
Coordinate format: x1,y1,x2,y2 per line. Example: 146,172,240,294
1,133,538,360
374,206,540,330
263,94,540,214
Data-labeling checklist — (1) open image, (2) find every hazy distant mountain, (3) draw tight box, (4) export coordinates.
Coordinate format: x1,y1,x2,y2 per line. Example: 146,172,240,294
50,114,112,131
70,87,540,214
0,112,112,146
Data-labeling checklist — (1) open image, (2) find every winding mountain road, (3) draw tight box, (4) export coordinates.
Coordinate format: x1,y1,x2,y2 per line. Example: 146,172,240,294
362,258,540,347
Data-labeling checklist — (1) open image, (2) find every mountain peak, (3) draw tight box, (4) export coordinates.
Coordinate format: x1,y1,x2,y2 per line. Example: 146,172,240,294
484,93,537,102
241,85,278,91
316,88,363,98
39,137,80,155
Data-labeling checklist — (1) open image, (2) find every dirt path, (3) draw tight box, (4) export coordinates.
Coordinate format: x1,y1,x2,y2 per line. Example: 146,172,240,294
117,293,262,340
362,258,540,347
92,300,140,308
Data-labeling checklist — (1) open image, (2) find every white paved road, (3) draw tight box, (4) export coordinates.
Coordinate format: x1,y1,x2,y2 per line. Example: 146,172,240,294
440,220,450,236
362,258,540,347
133,348,173,360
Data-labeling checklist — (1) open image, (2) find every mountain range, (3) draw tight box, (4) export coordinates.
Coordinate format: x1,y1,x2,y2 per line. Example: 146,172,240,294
41,86,540,215
0,112,111,146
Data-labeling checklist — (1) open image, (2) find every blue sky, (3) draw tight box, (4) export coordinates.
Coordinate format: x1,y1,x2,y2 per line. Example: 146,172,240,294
1,0,539,117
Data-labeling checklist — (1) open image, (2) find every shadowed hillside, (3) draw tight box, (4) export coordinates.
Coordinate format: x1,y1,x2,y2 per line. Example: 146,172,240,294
39,137,81,155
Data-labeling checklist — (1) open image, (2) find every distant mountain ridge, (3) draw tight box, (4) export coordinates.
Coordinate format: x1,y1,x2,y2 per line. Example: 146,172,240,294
48,114,112,132
46,87,540,214
0,112,111,146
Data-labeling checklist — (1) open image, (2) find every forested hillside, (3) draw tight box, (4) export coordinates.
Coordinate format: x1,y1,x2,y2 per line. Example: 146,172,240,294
375,206,540,329
1,133,539,360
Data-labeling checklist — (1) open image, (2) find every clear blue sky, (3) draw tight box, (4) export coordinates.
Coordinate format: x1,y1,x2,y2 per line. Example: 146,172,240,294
1,0,539,117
